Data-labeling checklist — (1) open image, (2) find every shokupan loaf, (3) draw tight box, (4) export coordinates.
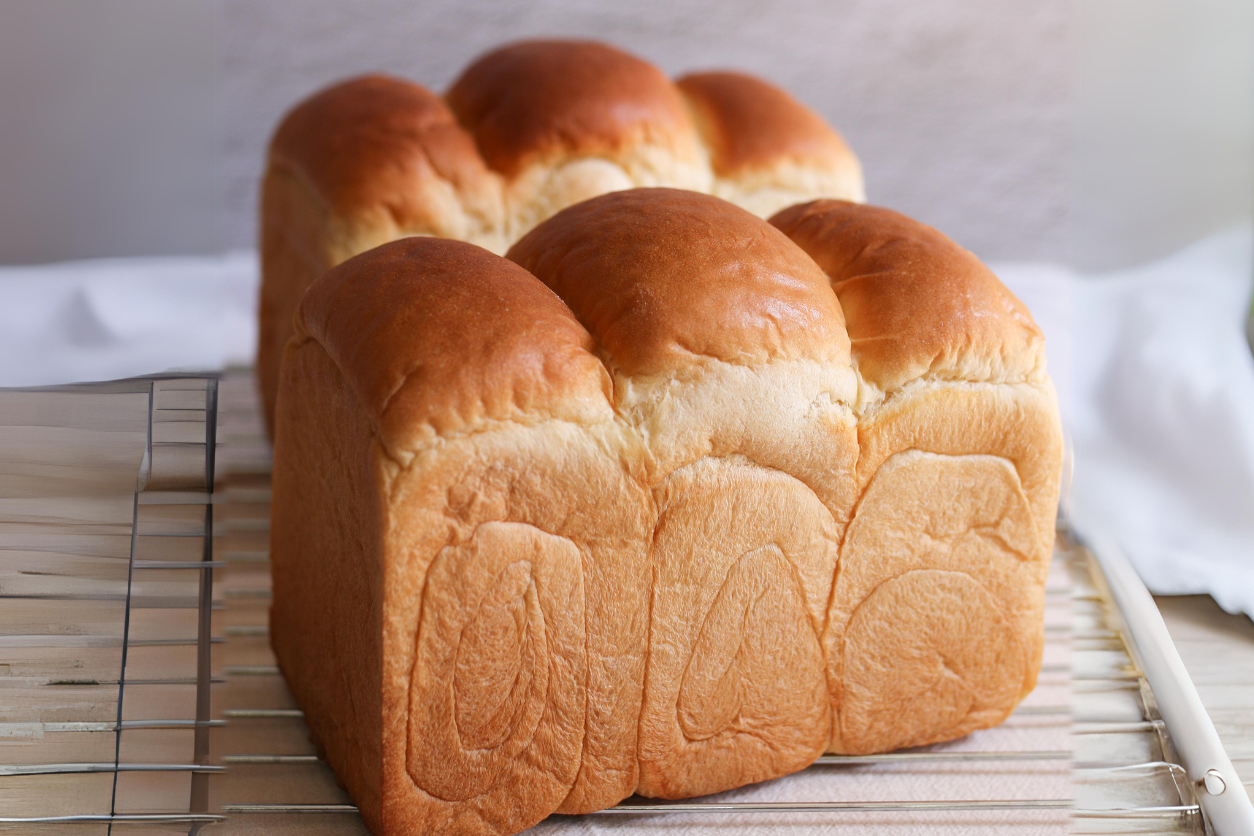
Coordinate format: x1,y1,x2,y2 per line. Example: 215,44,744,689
268,188,1063,836
769,199,1061,753
256,38,864,437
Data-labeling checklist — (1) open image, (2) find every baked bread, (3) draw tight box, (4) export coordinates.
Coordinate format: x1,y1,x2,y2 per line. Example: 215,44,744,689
769,199,1060,753
269,189,1062,836
257,38,864,436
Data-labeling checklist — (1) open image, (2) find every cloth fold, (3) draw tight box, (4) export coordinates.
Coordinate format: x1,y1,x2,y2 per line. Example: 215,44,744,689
995,226,1254,618
0,250,257,387
1069,229,1254,617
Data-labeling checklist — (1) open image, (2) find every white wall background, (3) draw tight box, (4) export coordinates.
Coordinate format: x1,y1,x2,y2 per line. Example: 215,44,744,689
0,0,1249,268
0,0,222,262
221,0,1071,263
1076,0,1254,270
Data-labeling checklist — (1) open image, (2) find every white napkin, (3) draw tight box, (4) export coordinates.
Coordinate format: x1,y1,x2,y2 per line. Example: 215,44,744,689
0,250,258,387
997,226,1254,618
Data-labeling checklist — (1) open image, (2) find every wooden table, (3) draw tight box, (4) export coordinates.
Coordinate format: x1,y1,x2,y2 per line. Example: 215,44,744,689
1155,595,1254,794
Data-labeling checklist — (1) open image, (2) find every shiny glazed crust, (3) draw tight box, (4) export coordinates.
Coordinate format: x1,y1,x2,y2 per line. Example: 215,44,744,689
256,39,864,436
269,191,1063,835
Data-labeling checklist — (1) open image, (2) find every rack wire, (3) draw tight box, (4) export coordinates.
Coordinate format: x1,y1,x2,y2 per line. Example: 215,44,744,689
0,368,1232,833
0,375,222,834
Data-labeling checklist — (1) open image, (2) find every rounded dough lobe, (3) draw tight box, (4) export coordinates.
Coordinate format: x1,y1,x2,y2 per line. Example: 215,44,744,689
406,522,585,832
677,71,866,217
637,458,835,799
447,39,700,179
677,71,860,180
294,236,613,453
507,188,850,378
268,74,502,240
771,199,1044,392
825,451,1041,753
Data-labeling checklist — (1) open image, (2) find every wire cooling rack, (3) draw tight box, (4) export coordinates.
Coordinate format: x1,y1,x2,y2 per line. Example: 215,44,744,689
0,375,221,834
3,368,1249,834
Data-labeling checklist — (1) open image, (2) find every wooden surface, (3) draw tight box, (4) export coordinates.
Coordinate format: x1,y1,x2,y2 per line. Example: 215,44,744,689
1154,595,1254,794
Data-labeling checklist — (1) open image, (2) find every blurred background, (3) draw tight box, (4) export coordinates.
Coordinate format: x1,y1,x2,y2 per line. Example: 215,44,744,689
0,0,1250,269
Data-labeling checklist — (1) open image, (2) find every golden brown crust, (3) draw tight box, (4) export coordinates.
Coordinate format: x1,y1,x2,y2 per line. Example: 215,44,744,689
826,383,1061,753
677,71,855,177
270,339,385,830
636,457,837,797
446,40,699,179
292,236,613,456
256,165,335,439
257,44,868,438
770,199,1045,394
856,381,1063,554
506,188,849,377
269,192,1063,833
269,74,503,241
763,200,1060,756
376,423,655,829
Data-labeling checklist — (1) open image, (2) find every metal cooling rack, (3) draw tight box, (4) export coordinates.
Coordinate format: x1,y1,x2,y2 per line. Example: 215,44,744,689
5,368,1252,834
0,375,222,834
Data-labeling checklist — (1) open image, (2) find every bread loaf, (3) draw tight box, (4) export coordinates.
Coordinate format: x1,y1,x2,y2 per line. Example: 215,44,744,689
769,199,1060,753
269,188,1062,836
257,39,863,436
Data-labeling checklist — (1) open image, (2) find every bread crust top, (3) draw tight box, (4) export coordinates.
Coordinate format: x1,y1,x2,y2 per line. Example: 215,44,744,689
292,236,612,454
770,200,1045,396
263,40,863,245
507,189,849,378
292,190,1044,453
446,40,699,179
268,75,502,237
676,71,855,178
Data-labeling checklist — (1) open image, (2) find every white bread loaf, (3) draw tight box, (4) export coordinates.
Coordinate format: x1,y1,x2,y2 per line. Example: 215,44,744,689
257,38,864,437
268,188,1062,836
770,199,1060,753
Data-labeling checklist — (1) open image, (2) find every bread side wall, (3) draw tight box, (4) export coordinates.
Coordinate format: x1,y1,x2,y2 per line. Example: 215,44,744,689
268,336,1063,827
257,166,337,439
269,339,385,828
620,359,860,798
824,379,1063,754
376,419,654,833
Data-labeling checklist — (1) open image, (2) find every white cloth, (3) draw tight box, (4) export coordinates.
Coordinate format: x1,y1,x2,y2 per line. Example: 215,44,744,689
0,250,258,387
996,227,1254,618
3,233,1253,616
1073,229,1254,617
